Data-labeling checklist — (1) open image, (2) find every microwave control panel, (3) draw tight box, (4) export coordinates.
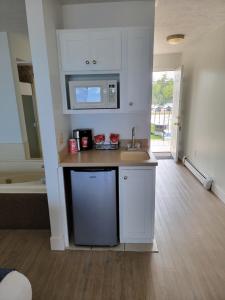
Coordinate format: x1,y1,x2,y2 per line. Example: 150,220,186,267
108,81,117,106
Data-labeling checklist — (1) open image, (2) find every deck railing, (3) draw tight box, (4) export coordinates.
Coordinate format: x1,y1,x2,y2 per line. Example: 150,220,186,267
151,105,173,140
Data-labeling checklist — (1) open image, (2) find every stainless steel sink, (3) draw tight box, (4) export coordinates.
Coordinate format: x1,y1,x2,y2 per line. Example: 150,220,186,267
120,151,150,161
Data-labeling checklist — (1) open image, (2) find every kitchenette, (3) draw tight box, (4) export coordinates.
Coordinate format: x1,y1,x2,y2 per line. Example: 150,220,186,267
56,24,157,251
25,0,156,251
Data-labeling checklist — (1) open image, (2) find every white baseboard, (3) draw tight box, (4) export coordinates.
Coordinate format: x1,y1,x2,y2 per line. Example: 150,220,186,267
211,183,225,205
50,235,65,251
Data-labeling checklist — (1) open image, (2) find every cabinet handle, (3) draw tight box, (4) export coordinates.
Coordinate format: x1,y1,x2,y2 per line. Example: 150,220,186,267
124,176,128,180
92,59,97,64
129,102,133,106
85,60,90,65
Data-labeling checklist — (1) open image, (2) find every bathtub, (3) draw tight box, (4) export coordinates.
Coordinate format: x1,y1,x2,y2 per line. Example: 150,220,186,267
0,172,46,194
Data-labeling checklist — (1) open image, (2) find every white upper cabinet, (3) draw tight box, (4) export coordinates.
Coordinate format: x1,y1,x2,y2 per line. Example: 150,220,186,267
57,27,153,114
119,167,155,243
59,31,89,71
90,30,121,71
58,29,122,72
126,28,152,113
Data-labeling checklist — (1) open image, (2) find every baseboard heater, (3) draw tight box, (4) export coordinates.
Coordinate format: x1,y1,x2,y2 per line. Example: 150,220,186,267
182,156,213,190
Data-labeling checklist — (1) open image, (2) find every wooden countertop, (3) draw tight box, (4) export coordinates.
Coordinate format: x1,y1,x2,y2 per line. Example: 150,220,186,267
59,147,158,167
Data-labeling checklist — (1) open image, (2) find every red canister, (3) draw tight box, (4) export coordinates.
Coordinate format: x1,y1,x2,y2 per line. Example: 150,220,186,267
68,139,77,154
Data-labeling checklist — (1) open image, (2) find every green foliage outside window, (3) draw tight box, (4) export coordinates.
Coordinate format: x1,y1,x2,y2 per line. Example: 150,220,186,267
152,74,174,106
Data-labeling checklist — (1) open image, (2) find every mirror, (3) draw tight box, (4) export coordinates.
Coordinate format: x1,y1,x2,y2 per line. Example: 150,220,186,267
0,32,43,164
0,32,44,180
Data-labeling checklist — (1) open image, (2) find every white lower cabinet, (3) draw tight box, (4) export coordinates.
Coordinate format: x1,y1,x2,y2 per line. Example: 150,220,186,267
119,166,156,243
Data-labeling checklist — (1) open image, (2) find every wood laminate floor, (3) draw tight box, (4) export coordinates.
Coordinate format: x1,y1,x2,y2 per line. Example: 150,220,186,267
0,160,225,300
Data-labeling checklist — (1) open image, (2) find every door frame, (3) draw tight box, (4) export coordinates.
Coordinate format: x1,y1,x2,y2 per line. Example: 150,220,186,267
170,66,184,162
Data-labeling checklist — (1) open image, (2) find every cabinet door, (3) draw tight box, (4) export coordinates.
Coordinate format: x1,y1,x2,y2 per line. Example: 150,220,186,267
59,31,90,72
90,30,122,71
126,29,152,112
119,167,155,243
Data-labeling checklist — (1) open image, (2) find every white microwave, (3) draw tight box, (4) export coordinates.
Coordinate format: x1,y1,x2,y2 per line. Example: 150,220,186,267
68,79,118,110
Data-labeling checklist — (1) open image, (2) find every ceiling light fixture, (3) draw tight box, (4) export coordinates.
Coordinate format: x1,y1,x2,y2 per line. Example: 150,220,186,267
167,34,185,45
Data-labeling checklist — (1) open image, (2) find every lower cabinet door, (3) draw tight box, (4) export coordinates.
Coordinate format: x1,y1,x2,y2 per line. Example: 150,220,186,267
119,167,155,243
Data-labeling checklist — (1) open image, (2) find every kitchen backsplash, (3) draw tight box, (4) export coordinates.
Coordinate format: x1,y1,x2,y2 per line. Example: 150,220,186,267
69,113,150,140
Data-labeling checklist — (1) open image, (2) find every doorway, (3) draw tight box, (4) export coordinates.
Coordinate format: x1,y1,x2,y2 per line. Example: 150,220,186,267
151,69,182,160
17,64,42,159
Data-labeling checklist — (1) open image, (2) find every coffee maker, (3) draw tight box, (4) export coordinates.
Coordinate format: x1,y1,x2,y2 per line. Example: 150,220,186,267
73,129,93,151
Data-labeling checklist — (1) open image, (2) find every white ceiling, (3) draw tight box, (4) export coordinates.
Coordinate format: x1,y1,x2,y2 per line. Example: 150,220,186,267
155,0,225,54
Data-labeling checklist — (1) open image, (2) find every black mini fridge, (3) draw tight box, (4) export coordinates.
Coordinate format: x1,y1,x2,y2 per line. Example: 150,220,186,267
70,168,118,246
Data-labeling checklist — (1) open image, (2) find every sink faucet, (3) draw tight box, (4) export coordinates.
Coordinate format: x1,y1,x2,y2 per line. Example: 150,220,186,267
131,127,135,148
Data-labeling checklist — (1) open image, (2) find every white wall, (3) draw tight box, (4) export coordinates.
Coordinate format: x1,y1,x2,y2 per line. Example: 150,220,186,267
62,1,154,140
62,1,154,29
70,113,150,139
153,53,182,72
181,23,225,201
0,0,28,33
9,33,31,62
